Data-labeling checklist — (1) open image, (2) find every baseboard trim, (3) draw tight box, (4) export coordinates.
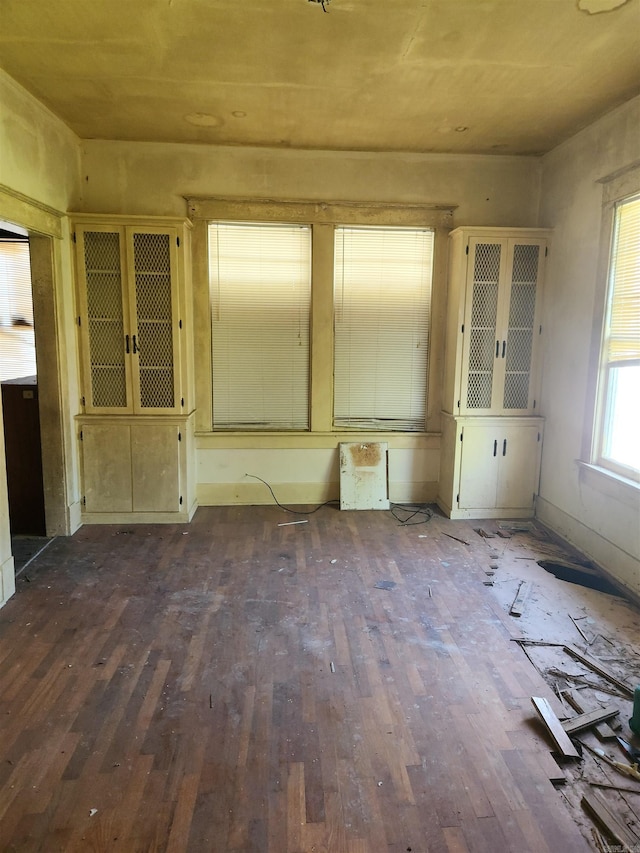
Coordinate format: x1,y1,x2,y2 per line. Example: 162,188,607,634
536,495,640,602
0,554,16,610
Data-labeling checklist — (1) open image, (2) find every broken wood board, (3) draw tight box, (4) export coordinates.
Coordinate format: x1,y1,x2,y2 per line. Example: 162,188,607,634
561,705,620,735
582,790,640,852
510,581,531,617
531,696,580,758
563,689,617,740
564,646,635,698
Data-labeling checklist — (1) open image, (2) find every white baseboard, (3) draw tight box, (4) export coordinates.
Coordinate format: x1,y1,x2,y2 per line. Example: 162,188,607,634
536,495,640,599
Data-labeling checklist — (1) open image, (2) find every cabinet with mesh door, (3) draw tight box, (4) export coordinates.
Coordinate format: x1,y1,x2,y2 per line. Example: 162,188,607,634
73,216,196,523
438,227,550,520
442,228,550,417
75,222,188,415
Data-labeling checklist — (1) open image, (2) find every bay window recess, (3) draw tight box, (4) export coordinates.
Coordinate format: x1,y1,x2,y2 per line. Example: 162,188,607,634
597,194,640,479
209,222,311,430
333,226,434,431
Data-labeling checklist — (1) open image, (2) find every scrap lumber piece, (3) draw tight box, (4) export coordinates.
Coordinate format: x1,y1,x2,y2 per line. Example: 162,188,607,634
531,696,580,758
561,705,620,735
564,645,635,698
582,790,640,852
563,689,617,740
510,581,531,617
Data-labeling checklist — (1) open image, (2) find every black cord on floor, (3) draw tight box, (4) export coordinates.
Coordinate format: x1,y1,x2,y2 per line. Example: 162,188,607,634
389,503,434,526
245,473,339,515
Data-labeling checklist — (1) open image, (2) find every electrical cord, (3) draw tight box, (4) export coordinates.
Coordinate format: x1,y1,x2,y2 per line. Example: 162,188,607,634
246,474,434,526
390,503,435,526
245,473,339,515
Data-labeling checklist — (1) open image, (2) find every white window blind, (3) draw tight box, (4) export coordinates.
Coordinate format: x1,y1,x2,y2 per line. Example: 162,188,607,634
0,240,36,381
599,194,640,474
209,222,311,430
333,226,434,431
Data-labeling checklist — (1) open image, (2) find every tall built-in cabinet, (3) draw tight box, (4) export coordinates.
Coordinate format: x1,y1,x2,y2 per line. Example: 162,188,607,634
73,216,196,523
438,228,550,519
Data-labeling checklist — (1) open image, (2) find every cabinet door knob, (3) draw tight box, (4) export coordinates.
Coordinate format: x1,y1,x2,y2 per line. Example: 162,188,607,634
125,334,130,354
495,340,500,358
132,334,139,354
493,439,497,457
502,340,507,358
503,438,507,456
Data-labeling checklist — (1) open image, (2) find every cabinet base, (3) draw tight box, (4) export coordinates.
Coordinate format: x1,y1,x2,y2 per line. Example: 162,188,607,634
436,499,535,520
81,499,198,526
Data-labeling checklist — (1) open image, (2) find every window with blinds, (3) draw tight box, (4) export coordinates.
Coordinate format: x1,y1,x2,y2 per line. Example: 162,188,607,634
599,194,640,476
333,226,434,431
0,240,36,381
209,222,311,430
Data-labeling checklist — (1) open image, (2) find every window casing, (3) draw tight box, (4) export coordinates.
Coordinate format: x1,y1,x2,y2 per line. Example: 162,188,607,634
333,226,434,431
596,194,640,480
209,222,312,430
196,197,453,437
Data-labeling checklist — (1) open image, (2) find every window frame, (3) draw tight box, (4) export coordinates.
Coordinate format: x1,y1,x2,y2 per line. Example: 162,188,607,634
584,167,640,489
594,192,640,481
189,197,453,438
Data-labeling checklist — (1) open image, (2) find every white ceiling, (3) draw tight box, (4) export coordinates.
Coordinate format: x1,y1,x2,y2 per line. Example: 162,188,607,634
1,0,639,155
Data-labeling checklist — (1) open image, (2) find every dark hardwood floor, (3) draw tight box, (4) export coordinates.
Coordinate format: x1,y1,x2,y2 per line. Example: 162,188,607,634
0,506,592,852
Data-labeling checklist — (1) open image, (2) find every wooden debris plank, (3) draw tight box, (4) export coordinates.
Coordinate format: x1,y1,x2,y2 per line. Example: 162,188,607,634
563,689,617,740
561,705,620,735
564,645,635,698
510,581,531,617
531,696,580,758
582,791,640,852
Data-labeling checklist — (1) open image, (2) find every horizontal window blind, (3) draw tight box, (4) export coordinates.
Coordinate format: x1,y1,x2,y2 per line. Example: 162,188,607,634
606,194,640,364
209,222,311,430
0,241,36,381
334,226,434,431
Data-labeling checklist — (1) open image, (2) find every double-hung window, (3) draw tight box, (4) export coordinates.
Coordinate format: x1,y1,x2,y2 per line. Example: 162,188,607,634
209,222,311,430
333,226,434,431
597,194,640,479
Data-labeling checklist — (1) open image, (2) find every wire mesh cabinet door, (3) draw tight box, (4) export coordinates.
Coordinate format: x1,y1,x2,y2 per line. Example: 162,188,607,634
126,227,182,415
459,235,546,416
502,239,545,415
76,224,183,415
76,225,134,413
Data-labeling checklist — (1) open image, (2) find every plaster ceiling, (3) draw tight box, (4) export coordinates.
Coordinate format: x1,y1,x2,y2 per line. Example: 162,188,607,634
1,0,639,155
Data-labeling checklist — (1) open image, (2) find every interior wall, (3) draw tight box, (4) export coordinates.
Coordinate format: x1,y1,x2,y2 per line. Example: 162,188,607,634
0,70,82,609
537,94,640,597
79,139,542,226
79,139,543,506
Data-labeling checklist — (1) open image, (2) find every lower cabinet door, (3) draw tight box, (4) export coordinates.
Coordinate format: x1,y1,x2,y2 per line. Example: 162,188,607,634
496,424,541,510
458,424,499,509
83,423,132,513
458,421,542,512
131,423,180,513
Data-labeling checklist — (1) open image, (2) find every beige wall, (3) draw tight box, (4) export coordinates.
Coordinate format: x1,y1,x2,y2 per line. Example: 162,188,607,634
79,140,542,506
0,71,82,609
79,139,542,227
538,95,640,597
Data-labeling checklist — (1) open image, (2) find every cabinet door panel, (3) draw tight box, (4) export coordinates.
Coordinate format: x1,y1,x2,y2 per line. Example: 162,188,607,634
503,242,542,412
131,423,180,512
128,229,181,414
496,425,541,509
77,228,133,413
458,424,499,508
461,240,505,414
83,424,132,513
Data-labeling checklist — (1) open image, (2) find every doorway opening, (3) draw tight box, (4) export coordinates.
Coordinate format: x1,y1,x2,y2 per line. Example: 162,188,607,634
0,223,47,544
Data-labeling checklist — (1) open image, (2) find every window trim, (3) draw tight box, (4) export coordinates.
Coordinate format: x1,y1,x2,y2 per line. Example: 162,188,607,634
584,165,640,487
188,197,455,437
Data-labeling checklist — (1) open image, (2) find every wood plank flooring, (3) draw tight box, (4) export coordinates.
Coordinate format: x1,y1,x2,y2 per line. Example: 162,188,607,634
0,506,593,852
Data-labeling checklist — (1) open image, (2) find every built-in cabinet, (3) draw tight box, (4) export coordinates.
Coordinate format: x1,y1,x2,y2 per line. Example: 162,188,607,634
438,227,550,519
73,216,196,523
